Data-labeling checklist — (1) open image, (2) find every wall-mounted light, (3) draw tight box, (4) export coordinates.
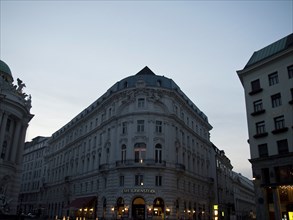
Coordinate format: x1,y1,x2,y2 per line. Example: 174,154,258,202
166,208,171,215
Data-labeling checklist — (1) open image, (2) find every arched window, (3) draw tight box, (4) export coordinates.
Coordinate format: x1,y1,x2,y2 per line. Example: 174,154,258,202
134,143,146,163
121,144,126,163
155,144,162,163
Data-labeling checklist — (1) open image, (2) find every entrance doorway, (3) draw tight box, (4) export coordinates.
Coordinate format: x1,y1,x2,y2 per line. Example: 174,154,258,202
153,198,164,220
132,197,145,220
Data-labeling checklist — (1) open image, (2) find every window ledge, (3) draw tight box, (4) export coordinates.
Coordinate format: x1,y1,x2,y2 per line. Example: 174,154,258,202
251,109,266,116
272,127,288,134
253,132,268,139
249,88,263,96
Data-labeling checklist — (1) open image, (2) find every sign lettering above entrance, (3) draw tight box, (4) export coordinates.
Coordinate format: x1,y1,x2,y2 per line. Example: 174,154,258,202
122,188,156,194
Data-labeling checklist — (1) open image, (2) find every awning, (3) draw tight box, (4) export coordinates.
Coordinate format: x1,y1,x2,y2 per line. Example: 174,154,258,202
66,196,96,209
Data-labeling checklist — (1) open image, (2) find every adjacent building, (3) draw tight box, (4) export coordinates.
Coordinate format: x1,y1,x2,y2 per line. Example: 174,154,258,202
0,60,34,216
232,172,256,220
18,136,49,216
213,146,234,220
237,33,293,220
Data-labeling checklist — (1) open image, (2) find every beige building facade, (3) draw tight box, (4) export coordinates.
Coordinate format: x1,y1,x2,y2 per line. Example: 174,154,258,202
43,67,215,220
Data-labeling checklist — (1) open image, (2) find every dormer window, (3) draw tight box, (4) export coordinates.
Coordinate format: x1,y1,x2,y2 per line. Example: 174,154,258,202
124,81,128,88
157,80,162,86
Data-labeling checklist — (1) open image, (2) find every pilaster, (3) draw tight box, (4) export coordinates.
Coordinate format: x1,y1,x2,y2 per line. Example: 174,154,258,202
16,122,29,165
0,112,8,156
10,120,22,162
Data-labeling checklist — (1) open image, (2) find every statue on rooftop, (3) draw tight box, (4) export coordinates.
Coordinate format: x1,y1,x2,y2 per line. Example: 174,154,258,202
16,78,26,93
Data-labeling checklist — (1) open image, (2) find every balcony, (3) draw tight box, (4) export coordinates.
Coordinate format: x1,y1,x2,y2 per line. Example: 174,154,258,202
99,163,109,171
249,88,263,96
253,132,268,139
251,109,265,116
116,159,166,168
272,127,288,134
175,163,185,171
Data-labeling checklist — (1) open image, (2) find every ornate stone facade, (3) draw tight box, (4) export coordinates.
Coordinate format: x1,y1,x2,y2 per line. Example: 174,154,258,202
43,67,215,220
0,60,33,215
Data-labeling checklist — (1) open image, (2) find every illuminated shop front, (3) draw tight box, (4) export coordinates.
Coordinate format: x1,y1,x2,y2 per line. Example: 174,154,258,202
65,196,97,219
266,185,293,220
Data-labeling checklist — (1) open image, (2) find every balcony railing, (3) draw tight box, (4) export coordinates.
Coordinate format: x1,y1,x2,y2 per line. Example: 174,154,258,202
116,159,166,168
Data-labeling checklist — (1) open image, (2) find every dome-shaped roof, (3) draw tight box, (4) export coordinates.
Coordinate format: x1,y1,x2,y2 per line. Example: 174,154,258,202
0,60,13,82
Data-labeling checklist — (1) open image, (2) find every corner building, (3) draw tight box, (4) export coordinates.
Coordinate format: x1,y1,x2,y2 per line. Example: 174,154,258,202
0,60,33,216
237,34,293,220
45,67,215,220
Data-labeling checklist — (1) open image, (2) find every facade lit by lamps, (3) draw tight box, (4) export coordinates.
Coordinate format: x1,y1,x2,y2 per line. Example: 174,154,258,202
20,66,256,220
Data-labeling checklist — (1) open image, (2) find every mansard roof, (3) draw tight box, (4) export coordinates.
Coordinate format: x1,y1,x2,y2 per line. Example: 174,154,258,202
245,33,293,68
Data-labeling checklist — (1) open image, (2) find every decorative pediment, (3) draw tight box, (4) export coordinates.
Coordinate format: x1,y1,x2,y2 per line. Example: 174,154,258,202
132,136,148,143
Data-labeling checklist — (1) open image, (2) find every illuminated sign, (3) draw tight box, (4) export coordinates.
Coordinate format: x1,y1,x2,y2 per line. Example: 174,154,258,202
122,188,156,194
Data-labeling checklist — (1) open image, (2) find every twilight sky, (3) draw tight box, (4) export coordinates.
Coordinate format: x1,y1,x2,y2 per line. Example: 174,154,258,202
1,1,292,179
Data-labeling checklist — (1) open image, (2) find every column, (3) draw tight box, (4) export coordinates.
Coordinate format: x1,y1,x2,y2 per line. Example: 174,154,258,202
10,120,22,162
0,110,4,125
16,123,28,164
0,112,8,156
272,187,282,220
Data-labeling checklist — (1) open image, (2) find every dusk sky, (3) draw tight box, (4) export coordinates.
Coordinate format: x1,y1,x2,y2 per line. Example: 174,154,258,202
1,1,292,179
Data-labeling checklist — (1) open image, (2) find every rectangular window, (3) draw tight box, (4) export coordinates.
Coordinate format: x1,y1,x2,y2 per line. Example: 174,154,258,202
268,72,279,86
275,165,293,183
261,168,270,185
138,98,145,108
250,79,261,94
121,145,126,163
135,174,144,186
120,175,124,186
102,113,105,122
271,93,282,108
155,176,162,186
99,133,102,145
258,144,268,158
253,99,263,112
274,116,285,130
256,121,266,134
104,177,107,189
288,65,293,79
137,120,145,132
277,139,288,155
122,122,127,134
155,144,162,163
155,121,162,133
134,143,146,163
107,128,111,138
